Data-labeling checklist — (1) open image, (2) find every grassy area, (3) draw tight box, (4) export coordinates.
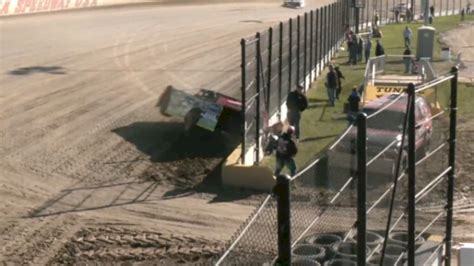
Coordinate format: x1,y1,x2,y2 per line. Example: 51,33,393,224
262,14,474,174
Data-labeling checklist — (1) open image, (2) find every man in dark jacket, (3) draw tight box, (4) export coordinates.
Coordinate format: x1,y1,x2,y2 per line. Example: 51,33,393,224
274,126,298,177
347,87,361,125
334,66,345,100
375,40,385,57
326,65,338,106
286,85,308,140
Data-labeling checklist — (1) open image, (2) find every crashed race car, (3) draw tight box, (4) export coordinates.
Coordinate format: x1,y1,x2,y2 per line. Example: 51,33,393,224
158,86,242,134
327,93,433,182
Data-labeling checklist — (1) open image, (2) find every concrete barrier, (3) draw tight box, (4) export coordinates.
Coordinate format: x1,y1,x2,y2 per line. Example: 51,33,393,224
222,146,275,191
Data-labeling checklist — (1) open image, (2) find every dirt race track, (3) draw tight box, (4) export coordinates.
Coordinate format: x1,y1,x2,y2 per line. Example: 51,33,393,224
0,0,338,264
1,1,473,265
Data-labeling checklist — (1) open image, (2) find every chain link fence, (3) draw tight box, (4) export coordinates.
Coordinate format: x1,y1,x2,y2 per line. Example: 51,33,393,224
217,1,464,264
241,0,348,165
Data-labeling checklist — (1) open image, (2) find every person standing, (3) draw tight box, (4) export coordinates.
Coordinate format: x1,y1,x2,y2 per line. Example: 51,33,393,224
286,85,308,140
375,39,385,57
325,65,338,107
403,47,412,73
347,87,361,125
395,9,400,23
364,37,372,63
403,26,413,48
357,37,364,62
407,8,413,22
430,5,435,17
349,38,358,65
274,126,298,177
334,66,345,100
461,8,466,21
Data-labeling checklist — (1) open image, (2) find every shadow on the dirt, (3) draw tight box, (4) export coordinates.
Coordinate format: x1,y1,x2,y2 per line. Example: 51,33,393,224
8,66,66,75
26,180,160,218
112,121,239,163
112,121,264,203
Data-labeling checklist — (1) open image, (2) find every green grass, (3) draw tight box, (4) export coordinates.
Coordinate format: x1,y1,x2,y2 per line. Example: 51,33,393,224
262,14,474,174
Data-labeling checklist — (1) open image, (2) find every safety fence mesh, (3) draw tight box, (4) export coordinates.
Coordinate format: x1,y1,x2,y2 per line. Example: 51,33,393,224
241,0,348,165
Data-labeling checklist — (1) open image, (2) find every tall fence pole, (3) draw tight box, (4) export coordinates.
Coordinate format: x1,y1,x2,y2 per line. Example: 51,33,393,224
297,15,301,87
255,32,261,165
275,174,291,265
241,39,247,165
289,18,293,94
357,112,368,266
316,9,320,75
267,27,273,113
407,82,416,266
310,11,314,82
304,13,308,89
278,22,283,119
445,67,458,266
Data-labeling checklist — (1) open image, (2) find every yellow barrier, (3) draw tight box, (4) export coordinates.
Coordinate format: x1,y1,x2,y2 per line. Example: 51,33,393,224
222,147,275,191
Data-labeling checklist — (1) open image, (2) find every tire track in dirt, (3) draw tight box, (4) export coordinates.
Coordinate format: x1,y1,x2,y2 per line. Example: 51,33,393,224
49,226,225,265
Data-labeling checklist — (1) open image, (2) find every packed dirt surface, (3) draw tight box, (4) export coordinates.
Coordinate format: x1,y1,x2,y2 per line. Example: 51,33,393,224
442,20,474,82
0,0,335,264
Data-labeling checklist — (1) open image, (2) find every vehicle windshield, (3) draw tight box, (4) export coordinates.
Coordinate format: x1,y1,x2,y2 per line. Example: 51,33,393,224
364,108,405,131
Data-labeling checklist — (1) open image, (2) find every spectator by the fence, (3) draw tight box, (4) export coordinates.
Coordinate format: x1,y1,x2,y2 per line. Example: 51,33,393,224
407,8,413,22
334,66,345,100
325,65,338,106
403,47,412,73
350,40,358,65
467,3,471,14
357,36,364,62
346,31,357,65
430,5,435,17
403,26,413,48
286,85,307,140
374,12,379,26
274,126,298,177
364,37,372,63
375,40,385,57
461,8,466,21
395,9,400,23
347,87,361,125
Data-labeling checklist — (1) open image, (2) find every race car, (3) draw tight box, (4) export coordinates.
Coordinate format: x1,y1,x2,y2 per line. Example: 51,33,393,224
158,86,242,133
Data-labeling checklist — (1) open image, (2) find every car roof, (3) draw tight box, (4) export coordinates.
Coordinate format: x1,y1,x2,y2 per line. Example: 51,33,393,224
364,93,426,113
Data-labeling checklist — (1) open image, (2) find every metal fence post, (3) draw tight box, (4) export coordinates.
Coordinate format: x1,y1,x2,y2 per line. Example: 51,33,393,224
445,67,458,266
278,22,283,120
241,38,247,165
275,174,291,265
407,82,416,266
268,27,273,113
323,6,329,64
304,13,308,89
357,112,368,266
316,8,320,75
310,10,314,81
297,15,301,87
255,32,261,165
289,18,293,94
